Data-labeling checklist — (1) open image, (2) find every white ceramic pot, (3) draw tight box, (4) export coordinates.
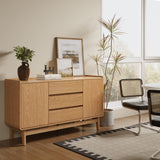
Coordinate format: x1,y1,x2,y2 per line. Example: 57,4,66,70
100,109,114,127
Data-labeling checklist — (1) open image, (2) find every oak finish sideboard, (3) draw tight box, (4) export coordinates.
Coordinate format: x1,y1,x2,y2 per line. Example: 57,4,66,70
5,76,104,145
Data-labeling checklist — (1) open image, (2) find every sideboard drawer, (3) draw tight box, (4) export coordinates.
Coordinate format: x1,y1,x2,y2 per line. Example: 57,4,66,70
49,107,83,124
49,80,83,95
49,93,83,109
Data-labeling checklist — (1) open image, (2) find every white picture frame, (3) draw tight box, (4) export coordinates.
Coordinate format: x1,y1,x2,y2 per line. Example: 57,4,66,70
57,58,73,77
56,37,84,76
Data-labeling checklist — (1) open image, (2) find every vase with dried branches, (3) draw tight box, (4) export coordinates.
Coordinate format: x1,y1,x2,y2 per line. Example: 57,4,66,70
91,15,125,126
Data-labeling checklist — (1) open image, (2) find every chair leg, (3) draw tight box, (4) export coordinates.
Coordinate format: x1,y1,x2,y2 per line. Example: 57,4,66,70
141,123,160,133
151,150,160,160
137,110,141,136
125,110,160,135
124,109,160,135
124,110,141,136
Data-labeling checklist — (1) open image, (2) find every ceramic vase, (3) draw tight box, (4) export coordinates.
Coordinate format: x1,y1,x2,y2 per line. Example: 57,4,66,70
18,62,30,81
100,109,114,127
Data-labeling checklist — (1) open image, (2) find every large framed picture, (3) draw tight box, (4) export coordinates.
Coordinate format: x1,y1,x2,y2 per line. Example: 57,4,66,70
56,37,84,76
57,58,73,77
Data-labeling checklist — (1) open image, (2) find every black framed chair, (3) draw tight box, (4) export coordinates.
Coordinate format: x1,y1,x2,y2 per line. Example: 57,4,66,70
119,78,148,135
147,90,160,160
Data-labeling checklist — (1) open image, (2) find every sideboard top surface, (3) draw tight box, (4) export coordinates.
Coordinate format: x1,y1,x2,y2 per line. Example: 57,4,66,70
5,75,103,84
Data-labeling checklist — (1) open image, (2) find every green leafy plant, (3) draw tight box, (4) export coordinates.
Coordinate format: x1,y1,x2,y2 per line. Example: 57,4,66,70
13,46,35,63
91,15,125,109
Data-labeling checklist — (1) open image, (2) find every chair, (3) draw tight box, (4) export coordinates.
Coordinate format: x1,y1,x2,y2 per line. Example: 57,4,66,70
147,90,160,160
119,78,148,135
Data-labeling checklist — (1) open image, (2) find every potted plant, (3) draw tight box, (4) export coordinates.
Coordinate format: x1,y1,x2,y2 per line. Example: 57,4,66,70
91,15,125,126
13,46,35,81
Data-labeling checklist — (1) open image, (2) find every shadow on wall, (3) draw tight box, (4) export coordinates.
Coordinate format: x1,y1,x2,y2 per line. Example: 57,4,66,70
0,51,13,58
0,51,20,141
0,77,20,141
49,38,57,73
0,75,9,141
0,51,14,140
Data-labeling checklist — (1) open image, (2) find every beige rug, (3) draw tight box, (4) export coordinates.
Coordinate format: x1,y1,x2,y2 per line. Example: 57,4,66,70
54,123,160,160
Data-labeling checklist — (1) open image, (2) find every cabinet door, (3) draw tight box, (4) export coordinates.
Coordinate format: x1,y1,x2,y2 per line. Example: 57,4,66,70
21,83,48,129
83,78,104,119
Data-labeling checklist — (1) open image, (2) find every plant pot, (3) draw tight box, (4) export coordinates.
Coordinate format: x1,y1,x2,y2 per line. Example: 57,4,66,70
100,109,114,127
18,62,30,81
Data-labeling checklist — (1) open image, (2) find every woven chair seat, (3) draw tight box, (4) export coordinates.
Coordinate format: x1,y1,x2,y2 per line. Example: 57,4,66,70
123,101,148,110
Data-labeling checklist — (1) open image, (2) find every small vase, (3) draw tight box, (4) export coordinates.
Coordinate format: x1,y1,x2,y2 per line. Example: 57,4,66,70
18,62,30,81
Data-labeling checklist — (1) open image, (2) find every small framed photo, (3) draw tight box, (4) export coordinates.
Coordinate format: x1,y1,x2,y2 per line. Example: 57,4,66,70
57,58,73,77
56,37,84,76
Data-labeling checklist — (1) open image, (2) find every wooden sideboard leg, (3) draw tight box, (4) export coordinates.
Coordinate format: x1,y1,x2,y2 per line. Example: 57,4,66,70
21,131,26,146
96,117,100,132
10,128,14,139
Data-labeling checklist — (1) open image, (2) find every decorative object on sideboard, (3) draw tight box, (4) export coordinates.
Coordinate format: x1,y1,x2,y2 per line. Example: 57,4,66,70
56,37,84,76
13,46,35,81
43,65,54,74
37,65,60,80
57,58,73,77
36,74,61,80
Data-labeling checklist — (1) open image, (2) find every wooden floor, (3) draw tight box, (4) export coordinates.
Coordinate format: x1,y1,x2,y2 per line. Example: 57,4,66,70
0,114,149,160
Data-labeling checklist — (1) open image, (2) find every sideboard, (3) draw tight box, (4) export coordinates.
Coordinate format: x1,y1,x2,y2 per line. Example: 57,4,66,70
5,76,104,145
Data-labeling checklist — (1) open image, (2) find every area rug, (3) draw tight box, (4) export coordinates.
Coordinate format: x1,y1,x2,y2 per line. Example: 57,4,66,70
54,123,160,160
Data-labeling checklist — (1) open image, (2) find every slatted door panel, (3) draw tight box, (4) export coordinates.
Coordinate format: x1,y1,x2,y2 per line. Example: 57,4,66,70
21,83,48,129
83,79,104,119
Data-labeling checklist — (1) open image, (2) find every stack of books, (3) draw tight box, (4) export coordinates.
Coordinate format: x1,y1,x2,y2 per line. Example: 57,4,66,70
37,74,62,80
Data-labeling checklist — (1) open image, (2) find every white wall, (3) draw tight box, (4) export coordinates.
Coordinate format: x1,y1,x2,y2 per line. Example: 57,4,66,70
0,0,101,140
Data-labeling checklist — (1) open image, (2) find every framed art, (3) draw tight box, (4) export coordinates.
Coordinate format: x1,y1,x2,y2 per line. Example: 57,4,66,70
56,37,84,76
57,58,73,77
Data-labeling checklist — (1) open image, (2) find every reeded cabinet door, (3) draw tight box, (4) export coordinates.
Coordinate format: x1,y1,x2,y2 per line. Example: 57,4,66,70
83,78,104,119
21,83,48,129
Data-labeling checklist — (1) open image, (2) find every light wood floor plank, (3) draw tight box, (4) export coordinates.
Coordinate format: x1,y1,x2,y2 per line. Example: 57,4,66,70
0,114,149,160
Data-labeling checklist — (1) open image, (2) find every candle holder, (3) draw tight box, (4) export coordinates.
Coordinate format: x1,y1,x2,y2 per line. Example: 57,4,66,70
43,65,54,74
